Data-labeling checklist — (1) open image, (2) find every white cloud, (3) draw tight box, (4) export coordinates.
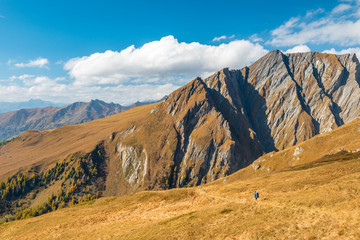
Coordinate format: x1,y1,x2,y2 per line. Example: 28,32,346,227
0,75,179,105
213,36,227,42
323,47,360,58
269,2,360,46
64,35,268,86
249,34,263,42
14,58,49,68
331,4,352,14
284,45,311,54
305,8,325,18
212,35,235,42
3,36,269,105
10,74,35,81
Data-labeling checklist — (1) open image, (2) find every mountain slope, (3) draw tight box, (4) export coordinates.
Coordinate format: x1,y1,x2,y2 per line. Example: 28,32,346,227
0,99,122,141
212,51,360,151
0,51,360,220
1,121,359,239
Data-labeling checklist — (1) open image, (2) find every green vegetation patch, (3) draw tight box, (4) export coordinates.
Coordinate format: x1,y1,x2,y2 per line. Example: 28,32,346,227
0,143,107,223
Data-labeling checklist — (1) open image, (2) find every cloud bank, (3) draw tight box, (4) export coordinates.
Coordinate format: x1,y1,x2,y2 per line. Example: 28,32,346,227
3,74,178,105
2,36,269,105
269,2,360,46
64,35,268,86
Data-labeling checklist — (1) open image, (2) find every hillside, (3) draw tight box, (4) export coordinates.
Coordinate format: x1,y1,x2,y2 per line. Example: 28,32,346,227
1,121,359,239
0,99,123,141
0,51,360,221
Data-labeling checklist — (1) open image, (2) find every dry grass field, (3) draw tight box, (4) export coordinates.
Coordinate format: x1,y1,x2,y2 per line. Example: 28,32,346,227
0,147,359,239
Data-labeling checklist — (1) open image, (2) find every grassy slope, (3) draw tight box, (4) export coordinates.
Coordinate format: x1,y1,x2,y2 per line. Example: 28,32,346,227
241,118,360,175
1,141,359,239
0,103,157,180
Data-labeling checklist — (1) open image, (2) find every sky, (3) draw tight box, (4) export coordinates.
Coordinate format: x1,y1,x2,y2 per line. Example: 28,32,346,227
0,0,360,105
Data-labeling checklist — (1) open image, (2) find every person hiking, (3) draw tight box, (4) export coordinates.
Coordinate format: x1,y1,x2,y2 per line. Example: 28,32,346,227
254,191,259,201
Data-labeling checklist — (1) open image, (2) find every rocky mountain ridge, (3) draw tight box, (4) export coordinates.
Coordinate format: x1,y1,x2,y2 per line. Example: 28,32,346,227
1,51,360,220
100,50,360,193
0,99,164,141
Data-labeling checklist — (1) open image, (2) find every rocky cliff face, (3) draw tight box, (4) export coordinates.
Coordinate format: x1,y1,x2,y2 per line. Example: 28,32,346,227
244,51,360,150
104,51,360,193
103,79,262,194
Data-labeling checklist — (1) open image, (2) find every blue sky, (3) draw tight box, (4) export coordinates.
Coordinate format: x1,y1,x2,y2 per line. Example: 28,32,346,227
0,0,359,104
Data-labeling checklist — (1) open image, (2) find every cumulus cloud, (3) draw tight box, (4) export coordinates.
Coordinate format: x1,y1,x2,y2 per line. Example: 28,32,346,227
14,58,49,68
3,36,270,105
284,45,311,54
323,47,360,58
268,2,360,46
64,35,268,86
212,35,235,42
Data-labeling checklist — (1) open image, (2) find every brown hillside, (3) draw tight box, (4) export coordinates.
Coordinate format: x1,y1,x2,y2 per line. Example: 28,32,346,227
0,103,154,179
0,99,123,141
1,121,359,239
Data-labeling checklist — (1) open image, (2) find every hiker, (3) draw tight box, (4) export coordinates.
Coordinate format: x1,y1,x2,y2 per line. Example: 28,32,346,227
254,191,259,201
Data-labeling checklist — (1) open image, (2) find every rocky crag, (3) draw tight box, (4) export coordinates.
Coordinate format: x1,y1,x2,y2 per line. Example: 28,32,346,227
103,50,360,193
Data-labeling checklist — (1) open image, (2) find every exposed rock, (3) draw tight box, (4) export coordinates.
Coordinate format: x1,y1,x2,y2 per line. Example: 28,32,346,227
252,159,266,172
102,51,360,192
293,147,304,156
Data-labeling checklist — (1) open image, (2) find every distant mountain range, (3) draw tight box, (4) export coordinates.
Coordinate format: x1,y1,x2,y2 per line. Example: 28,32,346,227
0,98,162,141
0,99,66,113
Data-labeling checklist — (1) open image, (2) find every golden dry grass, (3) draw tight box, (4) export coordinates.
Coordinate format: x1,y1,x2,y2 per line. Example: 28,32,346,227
0,103,158,180
0,150,359,240
1,104,360,239
241,118,360,176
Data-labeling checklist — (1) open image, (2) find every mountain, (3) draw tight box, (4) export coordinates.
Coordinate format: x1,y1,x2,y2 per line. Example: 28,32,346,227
121,96,167,111
1,119,360,239
0,99,65,113
0,99,123,141
0,51,360,221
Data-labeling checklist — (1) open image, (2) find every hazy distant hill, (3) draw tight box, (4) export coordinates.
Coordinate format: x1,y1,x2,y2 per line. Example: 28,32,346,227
0,99,164,141
0,99,65,113
0,99,123,141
